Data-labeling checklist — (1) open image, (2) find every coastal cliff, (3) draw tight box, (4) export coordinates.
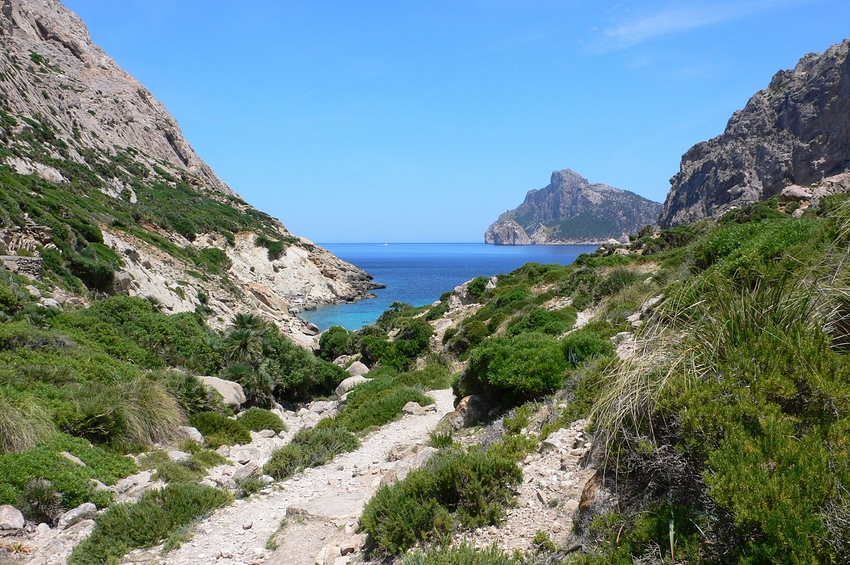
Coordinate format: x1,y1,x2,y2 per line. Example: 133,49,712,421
660,39,850,227
0,0,378,344
486,169,661,245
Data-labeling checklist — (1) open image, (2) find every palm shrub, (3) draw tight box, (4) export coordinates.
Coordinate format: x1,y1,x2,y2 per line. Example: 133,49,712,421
18,478,64,525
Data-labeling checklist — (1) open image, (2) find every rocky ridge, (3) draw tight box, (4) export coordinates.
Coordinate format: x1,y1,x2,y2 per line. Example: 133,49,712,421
0,0,378,345
660,39,850,227
486,169,661,245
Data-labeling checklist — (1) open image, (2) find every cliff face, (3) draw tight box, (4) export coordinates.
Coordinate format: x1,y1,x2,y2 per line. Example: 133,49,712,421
0,0,377,346
486,170,661,245
660,39,850,227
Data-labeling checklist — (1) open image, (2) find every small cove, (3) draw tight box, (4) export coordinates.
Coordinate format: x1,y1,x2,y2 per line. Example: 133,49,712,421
303,243,598,330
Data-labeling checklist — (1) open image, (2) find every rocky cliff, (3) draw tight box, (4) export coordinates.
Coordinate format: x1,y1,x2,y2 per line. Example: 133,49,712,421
660,39,850,227
485,169,661,245
0,0,378,346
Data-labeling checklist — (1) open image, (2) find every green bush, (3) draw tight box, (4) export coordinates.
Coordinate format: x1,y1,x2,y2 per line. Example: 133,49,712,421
318,325,351,361
460,332,567,402
263,427,359,480
562,330,614,367
188,412,250,449
361,448,522,553
68,482,232,565
238,407,285,433
506,306,576,336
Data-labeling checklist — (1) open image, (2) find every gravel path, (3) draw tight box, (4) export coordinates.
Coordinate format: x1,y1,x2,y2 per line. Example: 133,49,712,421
141,389,456,565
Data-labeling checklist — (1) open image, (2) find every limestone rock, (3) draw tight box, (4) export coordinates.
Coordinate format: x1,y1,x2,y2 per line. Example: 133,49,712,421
168,450,190,463
486,170,661,245
178,425,205,444
345,361,369,377
0,504,24,530
287,493,367,521
57,503,97,530
199,376,246,409
335,375,369,397
233,461,261,482
444,395,487,429
660,40,850,227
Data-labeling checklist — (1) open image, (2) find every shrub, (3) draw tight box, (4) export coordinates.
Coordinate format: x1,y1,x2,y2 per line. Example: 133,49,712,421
466,276,489,300
361,448,522,553
263,427,359,480
318,325,351,361
562,330,614,367
18,478,64,525
401,543,522,565
238,407,285,433
164,371,224,416
506,306,576,336
188,412,250,449
68,482,232,565
461,332,567,402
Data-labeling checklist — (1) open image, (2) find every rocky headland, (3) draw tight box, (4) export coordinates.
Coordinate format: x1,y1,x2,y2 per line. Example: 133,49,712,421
485,169,661,245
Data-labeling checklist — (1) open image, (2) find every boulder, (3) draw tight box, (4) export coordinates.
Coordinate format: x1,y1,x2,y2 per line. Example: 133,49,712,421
444,395,487,429
345,361,369,377
781,185,813,202
168,450,190,463
178,425,205,444
335,375,369,397
198,376,246,409
233,461,261,482
57,503,97,530
0,505,24,530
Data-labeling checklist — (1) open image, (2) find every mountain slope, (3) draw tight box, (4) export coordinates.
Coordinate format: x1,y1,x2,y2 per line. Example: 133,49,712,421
660,39,850,227
485,169,661,245
0,0,377,345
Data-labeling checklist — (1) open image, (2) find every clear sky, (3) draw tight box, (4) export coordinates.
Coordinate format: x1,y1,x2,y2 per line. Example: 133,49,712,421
62,0,849,243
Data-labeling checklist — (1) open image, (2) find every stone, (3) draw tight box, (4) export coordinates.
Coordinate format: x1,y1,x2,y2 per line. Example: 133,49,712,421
57,502,97,530
0,505,24,530
254,429,276,438
233,461,261,482
61,451,86,466
402,401,427,416
345,361,369,377
287,493,368,521
309,400,336,414
781,185,813,202
178,425,205,444
335,375,369,397
300,411,322,430
168,450,190,463
39,297,61,308
444,395,487,429
198,376,246,409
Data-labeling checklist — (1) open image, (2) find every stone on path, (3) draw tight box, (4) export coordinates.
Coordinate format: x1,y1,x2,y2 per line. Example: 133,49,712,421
286,493,367,522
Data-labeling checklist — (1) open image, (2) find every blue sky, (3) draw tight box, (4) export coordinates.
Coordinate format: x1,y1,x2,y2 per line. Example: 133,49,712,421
62,0,849,243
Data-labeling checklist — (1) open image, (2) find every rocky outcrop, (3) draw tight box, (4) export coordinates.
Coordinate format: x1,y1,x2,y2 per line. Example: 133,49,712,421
0,0,379,345
486,170,661,245
660,39,850,227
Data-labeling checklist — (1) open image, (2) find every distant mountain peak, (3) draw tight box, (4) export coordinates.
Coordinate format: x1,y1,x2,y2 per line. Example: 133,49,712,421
485,169,661,245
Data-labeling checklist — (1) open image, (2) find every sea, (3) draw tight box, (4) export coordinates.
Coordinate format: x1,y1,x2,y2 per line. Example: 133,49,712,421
302,243,598,331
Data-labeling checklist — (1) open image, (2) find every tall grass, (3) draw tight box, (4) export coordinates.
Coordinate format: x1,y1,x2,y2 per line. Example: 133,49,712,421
0,387,54,453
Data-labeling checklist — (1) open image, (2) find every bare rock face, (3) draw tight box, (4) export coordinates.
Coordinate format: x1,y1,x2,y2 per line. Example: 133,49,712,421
486,170,661,245
660,39,850,227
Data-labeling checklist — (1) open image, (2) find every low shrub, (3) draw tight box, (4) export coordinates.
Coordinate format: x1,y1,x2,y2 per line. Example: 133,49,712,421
401,543,523,565
237,407,285,433
188,412,250,449
263,427,359,480
460,332,566,402
68,482,232,565
361,447,522,553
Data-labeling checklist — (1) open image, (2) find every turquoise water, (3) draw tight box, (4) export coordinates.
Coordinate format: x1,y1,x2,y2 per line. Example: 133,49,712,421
302,243,598,331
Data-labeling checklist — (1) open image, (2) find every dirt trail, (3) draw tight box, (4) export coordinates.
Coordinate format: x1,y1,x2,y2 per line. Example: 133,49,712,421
130,389,455,565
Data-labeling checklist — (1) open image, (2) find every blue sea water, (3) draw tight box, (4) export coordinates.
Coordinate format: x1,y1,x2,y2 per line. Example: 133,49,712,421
303,243,598,331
